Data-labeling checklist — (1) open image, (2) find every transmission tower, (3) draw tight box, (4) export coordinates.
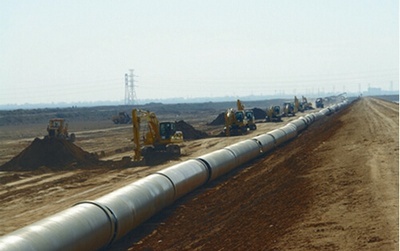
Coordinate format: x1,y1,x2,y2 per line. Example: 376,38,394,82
125,69,137,105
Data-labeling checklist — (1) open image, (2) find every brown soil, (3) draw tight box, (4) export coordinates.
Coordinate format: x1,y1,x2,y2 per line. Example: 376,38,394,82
0,97,397,251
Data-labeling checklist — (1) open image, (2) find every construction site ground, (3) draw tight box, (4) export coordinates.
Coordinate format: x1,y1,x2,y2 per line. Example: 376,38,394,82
0,97,398,250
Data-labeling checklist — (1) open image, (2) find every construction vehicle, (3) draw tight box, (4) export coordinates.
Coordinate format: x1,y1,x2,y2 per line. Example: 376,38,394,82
265,105,282,122
224,108,248,136
237,100,257,131
244,110,257,130
294,96,304,112
282,102,296,117
112,112,131,124
315,98,324,108
301,96,313,110
132,109,183,164
46,118,75,142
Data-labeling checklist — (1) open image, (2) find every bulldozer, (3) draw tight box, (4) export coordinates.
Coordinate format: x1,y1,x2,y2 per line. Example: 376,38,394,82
112,112,131,124
132,109,183,164
46,118,75,142
237,99,257,131
265,105,282,122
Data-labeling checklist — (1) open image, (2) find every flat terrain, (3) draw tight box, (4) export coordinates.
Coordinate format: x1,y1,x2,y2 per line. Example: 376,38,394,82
0,97,398,251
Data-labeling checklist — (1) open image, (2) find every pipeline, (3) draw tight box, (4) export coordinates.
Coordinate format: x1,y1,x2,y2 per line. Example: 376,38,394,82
0,100,349,251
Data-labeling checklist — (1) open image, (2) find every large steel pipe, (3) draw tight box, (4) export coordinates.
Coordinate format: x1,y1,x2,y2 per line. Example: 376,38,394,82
280,124,297,142
252,134,275,153
304,113,316,123
313,112,324,121
197,149,236,181
224,139,261,166
298,116,311,125
0,203,115,251
319,108,332,116
288,118,307,132
267,128,287,146
157,159,209,200
95,173,175,241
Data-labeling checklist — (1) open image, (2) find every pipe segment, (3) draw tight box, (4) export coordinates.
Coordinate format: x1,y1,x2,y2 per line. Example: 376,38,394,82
313,112,324,121
288,118,307,132
224,139,262,167
298,116,311,125
197,149,237,181
280,124,298,141
156,159,209,200
319,108,332,116
304,113,316,123
94,173,175,240
0,203,115,251
252,134,275,153
267,128,287,146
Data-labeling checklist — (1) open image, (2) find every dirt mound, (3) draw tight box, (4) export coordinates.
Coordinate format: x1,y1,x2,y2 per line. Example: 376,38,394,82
209,112,225,125
252,107,266,119
0,137,100,171
176,120,209,140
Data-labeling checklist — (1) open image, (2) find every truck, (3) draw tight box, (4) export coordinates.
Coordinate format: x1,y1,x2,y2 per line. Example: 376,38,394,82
112,112,131,124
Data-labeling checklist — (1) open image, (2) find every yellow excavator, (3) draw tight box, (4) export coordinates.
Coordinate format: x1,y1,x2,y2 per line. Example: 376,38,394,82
132,109,183,164
224,108,248,136
301,96,313,110
237,99,257,130
265,105,282,122
282,102,296,117
294,96,304,112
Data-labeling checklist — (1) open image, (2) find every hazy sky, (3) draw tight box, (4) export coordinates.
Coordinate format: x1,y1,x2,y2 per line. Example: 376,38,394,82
1,0,398,105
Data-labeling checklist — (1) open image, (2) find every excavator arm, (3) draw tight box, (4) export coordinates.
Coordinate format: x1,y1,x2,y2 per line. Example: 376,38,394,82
237,99,245,111
132,109,141,161
132,109,160,161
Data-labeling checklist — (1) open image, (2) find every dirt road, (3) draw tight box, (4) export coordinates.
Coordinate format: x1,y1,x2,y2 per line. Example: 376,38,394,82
111,97,398,250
